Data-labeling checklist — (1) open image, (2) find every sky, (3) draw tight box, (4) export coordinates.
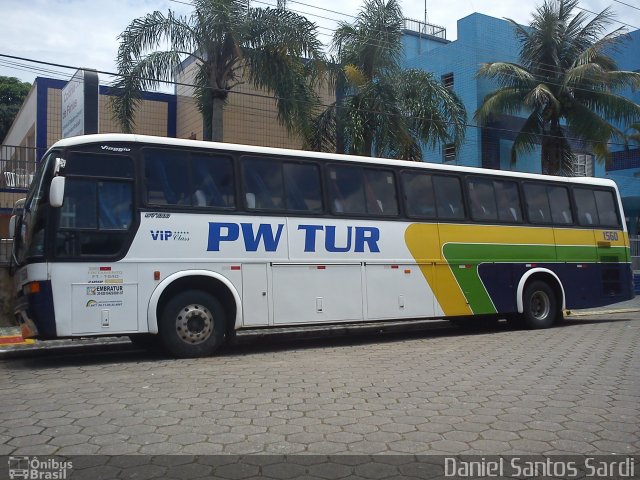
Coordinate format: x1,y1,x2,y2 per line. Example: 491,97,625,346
1,0,639,90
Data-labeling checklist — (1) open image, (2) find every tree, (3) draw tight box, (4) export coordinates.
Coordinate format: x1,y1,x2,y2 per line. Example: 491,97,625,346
475,0,640,175
626,123,640,147
112,0,324,142
305,0,466,160
0,76,31,144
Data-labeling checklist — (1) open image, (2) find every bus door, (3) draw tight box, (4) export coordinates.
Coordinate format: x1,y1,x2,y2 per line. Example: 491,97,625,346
572,188,628,301
49,150,139,335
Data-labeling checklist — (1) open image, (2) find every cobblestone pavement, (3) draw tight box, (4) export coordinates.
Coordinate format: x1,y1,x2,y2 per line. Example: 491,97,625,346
0,312,638,456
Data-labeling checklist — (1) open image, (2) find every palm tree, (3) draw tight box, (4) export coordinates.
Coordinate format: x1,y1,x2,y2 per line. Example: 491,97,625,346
112,0,324,142
306,0,466,160
475,0,640,175
626,123,640,147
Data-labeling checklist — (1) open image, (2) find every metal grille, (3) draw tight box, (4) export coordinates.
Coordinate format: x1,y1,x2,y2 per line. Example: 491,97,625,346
403,18,447,39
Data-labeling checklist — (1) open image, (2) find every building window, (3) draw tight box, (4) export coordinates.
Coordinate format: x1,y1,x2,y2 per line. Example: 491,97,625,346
443,143,456,162
573,154,593,177
441,72,454,89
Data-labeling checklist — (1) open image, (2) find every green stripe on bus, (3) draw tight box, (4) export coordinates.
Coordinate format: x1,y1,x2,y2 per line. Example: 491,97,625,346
443,243,631,315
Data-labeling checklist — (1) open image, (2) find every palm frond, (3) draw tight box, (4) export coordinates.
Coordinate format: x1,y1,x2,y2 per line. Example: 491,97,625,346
304,103,337,152
511,110,544,164
522,83,559,111
574,88,640,125
397,69,466,151
475,87,528,124
476,62,534,87
113,9,196,132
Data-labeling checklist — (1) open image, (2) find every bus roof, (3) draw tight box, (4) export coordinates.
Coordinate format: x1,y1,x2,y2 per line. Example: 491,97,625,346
49,133,619,190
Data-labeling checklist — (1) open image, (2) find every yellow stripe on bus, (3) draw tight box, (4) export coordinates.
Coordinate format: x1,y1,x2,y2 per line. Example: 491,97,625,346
404,224,629,317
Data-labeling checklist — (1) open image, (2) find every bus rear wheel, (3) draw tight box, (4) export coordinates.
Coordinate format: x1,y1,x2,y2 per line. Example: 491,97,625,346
159,290,226,358
520,280,558,329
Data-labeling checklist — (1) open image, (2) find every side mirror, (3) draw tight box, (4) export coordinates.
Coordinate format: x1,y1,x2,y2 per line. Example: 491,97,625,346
49,176,66,208
8,215,16,238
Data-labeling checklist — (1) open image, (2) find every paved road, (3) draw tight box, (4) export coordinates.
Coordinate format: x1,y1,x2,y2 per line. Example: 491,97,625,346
0,312,639,456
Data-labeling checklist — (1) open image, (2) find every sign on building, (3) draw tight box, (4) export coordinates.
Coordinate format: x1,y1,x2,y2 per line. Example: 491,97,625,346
61,69,99,138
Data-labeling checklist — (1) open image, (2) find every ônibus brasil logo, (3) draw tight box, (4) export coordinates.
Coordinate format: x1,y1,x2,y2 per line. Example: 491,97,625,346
8,456,72,480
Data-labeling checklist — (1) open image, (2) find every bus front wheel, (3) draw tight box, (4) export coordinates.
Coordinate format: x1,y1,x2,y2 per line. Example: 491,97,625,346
520,280,558,329
158,290,226,358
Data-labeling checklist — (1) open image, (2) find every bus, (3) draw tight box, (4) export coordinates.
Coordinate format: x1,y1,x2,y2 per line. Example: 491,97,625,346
10,134,634,357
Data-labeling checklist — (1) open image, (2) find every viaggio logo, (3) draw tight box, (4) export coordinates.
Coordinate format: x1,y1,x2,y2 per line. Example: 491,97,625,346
100,145,131,152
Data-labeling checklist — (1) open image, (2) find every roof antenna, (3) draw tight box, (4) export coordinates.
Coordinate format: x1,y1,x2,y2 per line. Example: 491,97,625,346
424,0,429,29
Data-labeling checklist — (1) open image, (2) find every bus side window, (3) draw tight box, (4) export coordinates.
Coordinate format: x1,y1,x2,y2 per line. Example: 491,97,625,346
364,169,398,216
144,150,186,205
283,163,323,213
98,182,133,230
548,186,572,225
574,188,600,226
59,180,97,229
434,176,464,220
523,184,551,224
328,166,366,215
467,177,498,221
594,190,619,227
242,158,284,210
495,180,522,222
191,153,235,208
401,172,436,218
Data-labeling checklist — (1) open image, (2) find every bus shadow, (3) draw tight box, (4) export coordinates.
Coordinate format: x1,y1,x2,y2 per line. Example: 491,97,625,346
5,315,635,369
557,316,637,327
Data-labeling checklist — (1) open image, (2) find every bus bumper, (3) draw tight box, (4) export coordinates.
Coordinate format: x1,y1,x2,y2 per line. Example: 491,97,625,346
14,280,56,339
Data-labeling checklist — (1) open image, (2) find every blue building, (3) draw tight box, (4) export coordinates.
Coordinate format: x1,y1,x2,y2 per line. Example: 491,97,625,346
401,13,640,233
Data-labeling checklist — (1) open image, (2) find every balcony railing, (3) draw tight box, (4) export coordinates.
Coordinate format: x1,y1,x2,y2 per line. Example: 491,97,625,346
0,145,38,191
403,18,447,39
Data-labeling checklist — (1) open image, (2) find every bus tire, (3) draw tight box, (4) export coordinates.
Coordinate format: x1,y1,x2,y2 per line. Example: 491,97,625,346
158,290,226,358
520,280,557,329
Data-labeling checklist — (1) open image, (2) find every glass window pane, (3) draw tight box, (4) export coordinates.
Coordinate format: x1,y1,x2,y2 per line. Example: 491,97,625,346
434,176,464,220
242,158,284,210
190,153,235,208
65,153,134,178
594,190,619,227
402,172,436,218
574,188,599,226
98,182,133,230
364,169,398,216
144,149,190,205
283,163,322,213
328,166,366,214
495,180,522,222
524,184,551,224
468,177,497,221
59,179,97,229
548,186,572,225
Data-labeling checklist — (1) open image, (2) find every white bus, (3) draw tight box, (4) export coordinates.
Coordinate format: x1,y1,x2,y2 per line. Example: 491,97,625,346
11,134,634,357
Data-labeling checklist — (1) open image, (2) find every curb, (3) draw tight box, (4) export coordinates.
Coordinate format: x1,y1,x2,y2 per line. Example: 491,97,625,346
1,309,639,359
565,307,640,317
0,335,35,345
0,337,135,360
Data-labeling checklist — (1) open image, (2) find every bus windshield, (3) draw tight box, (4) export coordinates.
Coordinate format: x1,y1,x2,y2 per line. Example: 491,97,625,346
14,152,55,265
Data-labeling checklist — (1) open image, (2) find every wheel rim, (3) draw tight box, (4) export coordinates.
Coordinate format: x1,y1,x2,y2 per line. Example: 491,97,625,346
530,290,551,321
175,304,213,345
